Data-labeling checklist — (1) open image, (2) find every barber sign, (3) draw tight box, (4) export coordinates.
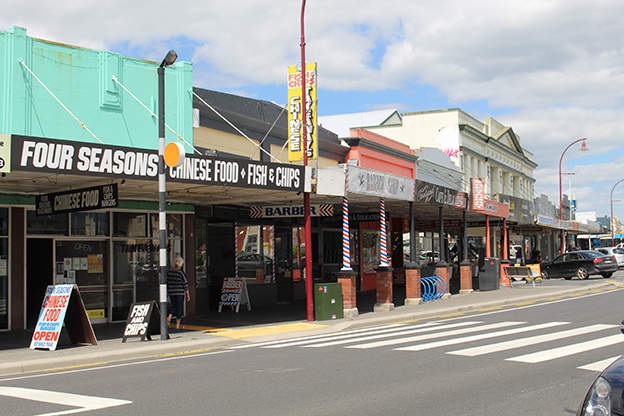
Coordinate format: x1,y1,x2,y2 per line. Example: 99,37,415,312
220,277,244,306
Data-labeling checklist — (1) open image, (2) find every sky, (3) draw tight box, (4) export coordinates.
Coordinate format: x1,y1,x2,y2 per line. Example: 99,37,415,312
3,0,624,222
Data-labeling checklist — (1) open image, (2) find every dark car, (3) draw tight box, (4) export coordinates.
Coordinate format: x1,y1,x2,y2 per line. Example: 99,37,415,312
236,253,272,275
541,250,618,280
577,323,624,415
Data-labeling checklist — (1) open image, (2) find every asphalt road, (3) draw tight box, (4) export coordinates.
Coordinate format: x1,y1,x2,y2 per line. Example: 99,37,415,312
2,274,624,415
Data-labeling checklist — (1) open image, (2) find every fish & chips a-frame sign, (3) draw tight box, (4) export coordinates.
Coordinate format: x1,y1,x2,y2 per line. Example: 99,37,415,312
30,284,97,351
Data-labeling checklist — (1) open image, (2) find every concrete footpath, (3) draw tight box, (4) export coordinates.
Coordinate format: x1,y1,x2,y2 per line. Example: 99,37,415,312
1,278,622,377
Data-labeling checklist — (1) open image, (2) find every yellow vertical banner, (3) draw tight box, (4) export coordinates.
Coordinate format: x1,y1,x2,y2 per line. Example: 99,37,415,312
287,63,317,161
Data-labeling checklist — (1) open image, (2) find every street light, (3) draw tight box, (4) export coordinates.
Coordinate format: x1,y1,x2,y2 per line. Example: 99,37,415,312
610,179,624,246
158,49,177,340
559,138,588,254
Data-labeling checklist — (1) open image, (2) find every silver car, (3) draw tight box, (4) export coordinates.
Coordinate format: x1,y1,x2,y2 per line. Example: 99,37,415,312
596,247,624,268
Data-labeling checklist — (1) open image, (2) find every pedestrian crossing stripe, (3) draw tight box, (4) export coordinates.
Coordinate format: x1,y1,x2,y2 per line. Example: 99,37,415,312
448,324,618,357
506,334,624,363
578,356,621,372
395,322,568,352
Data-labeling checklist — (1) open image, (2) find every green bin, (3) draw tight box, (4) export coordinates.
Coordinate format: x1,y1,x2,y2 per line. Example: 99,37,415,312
314,283,343,320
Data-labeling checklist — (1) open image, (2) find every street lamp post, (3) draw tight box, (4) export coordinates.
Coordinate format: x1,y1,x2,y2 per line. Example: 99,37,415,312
158,49,178,340
610,179,624,246
559,138,588,254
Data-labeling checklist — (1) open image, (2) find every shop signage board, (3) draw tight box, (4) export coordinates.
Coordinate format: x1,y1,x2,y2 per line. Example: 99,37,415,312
249,204,333,219
122,301,163,342
11,135,305,192
499,195,534,225
346,166,414,202
0,133,10,174
36,184,118,216
30,284,97,351
218,277,251,313
415,180,468,210
287,62,318,161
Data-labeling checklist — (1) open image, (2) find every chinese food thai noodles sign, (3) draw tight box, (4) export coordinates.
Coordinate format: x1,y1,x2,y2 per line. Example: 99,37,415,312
287,63,318,161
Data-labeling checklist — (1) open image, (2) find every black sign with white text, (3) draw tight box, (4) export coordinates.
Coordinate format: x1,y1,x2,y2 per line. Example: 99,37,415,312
12,135,305,192
122,301,161,342
36,184,118,216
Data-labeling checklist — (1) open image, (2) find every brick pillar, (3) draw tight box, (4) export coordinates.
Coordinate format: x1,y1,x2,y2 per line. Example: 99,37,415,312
459,260,473,294
374,266,394,312
500,259,510,286
435,262,451,299
404,262,422,305
337,270,358,318
255,269,264,284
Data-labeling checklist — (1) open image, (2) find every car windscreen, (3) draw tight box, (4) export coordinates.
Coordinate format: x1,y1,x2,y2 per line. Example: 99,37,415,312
582,251,603,259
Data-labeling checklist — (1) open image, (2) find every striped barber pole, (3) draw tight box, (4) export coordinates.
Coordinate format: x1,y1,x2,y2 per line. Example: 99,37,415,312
380,198,388,266
342,196,351,270
271,226,276,283
234,223,239,278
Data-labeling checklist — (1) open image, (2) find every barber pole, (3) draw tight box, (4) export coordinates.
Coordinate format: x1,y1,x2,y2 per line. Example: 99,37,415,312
234,223,239,278
342,196,351,270
380,198,388,266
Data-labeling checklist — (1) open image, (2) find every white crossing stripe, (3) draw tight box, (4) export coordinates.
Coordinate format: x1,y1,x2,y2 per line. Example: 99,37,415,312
230,323,409,349
299,321,484,348
345,321,526,350
507,334,624,363
396,322,568,352
578,356,621,372
268,321,480,349
0,386,132,415
448,324,616,357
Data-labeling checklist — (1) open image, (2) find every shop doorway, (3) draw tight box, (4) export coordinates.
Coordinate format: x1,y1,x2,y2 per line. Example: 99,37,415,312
26,238,54,327
206,223,234,310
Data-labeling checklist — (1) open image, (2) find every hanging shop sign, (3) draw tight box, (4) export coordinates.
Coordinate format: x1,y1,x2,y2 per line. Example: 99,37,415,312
250,204,333,219
347,166,414,202
36,183,118,216
499,195,534,225
287,62,318,161
320,212,381,225
11,135,305,192
536,215,560,228
471,178,509,218
415,180,468,210
30,284,97,351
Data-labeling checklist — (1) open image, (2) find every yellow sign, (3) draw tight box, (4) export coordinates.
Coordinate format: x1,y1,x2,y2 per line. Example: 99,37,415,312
287,63,317,161
87,309,105,319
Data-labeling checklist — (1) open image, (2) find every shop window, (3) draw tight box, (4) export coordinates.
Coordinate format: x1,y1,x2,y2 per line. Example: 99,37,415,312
113,213,147,237
362,228,381,273
0,234,7,330
55,240,109,320
71,212,110,236
149,213,183,238
0,208,7,236
27,211,68,235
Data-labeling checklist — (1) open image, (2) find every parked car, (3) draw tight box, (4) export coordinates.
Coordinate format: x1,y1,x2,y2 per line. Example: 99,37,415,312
236,253,272,275
541,250,618,280
596,247,624,268
577,322,624,415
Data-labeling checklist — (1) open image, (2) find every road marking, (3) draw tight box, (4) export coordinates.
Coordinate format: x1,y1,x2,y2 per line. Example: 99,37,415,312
396,322,568,352
300,321,484,348
212,322,329,339
448,324,615,356
0,386,131,415
507,334,624,363
578,356,621,372
346,321,524,350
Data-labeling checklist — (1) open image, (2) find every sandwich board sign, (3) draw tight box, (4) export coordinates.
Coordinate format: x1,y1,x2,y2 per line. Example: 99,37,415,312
122,300,165,342
30,284,97,351
218,277,251,313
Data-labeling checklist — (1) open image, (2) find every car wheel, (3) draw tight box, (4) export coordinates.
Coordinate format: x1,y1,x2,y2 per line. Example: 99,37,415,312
576,267,589,280
602,272,613,278
541,270,549,280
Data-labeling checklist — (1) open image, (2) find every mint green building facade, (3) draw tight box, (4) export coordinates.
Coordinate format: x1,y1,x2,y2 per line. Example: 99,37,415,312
0,26,195,330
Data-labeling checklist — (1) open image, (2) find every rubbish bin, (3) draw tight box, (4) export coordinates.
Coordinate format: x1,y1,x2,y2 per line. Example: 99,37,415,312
479,257,500,291
314,283,343,320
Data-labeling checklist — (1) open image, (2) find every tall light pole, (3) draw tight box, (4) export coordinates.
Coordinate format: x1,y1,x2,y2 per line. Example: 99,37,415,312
610,179,624,246
158,49,178,340
300,0,313,322
559,138,588,254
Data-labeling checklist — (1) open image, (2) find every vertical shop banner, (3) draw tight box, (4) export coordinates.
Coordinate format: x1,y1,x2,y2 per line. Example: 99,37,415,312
30,285,97,351
472,178,485,210
287,62,318,161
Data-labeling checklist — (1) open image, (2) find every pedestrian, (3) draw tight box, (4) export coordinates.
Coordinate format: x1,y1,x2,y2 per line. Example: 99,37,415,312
167,257,190,329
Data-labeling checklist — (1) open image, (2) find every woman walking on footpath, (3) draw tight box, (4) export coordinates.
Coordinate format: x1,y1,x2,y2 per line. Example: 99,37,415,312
167,257,190,329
